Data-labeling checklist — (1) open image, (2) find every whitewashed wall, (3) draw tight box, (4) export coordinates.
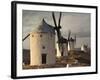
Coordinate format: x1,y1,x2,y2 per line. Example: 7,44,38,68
30,32,56,65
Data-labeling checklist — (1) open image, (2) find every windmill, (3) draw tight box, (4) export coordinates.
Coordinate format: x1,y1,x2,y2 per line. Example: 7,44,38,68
52,12,64,55
67,30,76,51
68,30,71,51
68,30,71,41
23,18,56,65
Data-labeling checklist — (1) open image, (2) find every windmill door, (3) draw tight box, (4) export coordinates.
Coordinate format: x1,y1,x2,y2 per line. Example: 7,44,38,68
42,54,46,64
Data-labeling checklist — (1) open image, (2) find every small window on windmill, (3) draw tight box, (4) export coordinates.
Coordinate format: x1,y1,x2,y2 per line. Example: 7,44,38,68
42,46,45,49
42,54,46,64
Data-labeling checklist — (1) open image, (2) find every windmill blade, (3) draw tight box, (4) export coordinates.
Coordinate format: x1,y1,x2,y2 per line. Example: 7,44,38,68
75,35,76,41
52,12,57,28
74,35,76,44
68,30,71,41
23,34,30,41
52,12,62,54
58,12,62,27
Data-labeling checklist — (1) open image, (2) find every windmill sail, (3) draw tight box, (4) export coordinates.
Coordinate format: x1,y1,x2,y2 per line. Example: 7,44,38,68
67,30,71,51
58,12,62,27
52,12,57,28
23,34,30,41
52,12,64,56
74,35,76,44
68,30,71,41
52,12,61,43
52,12,62,41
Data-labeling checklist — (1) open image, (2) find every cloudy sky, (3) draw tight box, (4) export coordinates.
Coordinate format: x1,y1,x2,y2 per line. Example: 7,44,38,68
22,10,91,49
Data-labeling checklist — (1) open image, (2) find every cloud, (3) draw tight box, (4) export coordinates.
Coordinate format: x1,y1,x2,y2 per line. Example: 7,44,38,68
61,12,90,36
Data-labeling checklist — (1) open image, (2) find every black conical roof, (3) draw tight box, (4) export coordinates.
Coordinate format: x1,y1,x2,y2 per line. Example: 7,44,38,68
32,19,55,34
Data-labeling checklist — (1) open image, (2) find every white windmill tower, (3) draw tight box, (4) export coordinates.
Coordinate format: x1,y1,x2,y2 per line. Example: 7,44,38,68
23,19,56,66
81,44,88,52
68,30,76,51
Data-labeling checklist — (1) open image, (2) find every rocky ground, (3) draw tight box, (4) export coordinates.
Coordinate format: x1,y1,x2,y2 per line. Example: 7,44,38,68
23,50,90,69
